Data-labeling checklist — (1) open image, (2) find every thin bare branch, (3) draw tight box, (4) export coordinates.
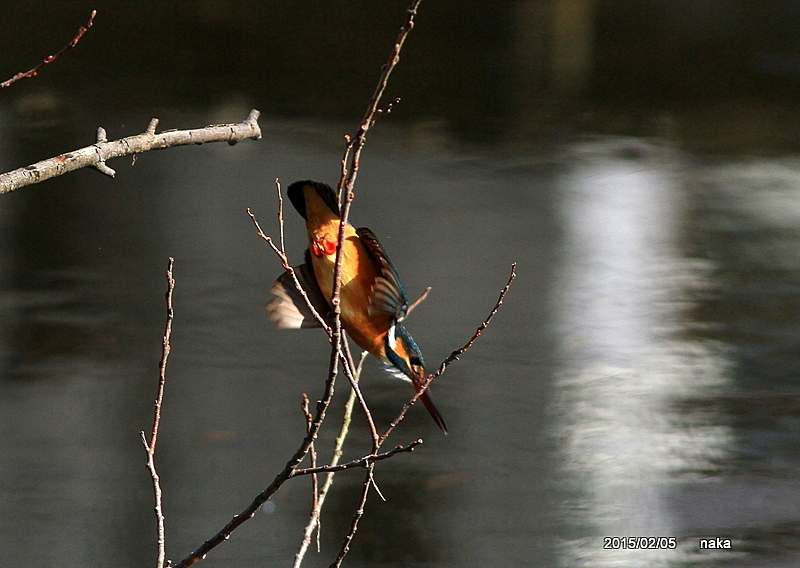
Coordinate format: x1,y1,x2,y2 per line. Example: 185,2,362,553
339,338,379,443
325,4,424,566
140,257,175,568
301,394,319,523
293,352,365,568
292,440,422,477
1,10,96,89
276,179,287,257
294,388,356,566
247,207,332,332
330,465,375,568
406,286,431,316
341,0,422,195
0,110,262,194
432,262,517,377
379,262,517,445
336,135,354,200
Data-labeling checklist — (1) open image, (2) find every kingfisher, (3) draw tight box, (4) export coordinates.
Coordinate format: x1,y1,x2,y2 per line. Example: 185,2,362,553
268,180,447,434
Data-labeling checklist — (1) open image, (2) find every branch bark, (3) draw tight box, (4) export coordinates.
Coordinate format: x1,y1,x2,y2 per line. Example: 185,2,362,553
0,109,262,194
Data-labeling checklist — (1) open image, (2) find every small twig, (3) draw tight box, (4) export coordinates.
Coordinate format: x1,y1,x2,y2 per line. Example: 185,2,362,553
248,207,332,332
376,97,402,116
379,263,517,445
0,10,96,89
330,465,375,568
140,257,175,568
294,390,358,565
93,127,116,176
276,179,287,257
367,469,387,502
406,286,431,316
293,352,365,568
292,440,422,477
0,110,262,194
339,339,379,444
336,135,354,200
340,1,421,198
301,394,319,518
432,263,517,378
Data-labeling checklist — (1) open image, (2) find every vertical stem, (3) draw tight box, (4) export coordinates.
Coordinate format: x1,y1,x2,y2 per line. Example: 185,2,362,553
143,257,175,568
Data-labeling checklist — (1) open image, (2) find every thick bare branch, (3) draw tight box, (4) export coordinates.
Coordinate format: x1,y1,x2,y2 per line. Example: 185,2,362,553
0,110,262,194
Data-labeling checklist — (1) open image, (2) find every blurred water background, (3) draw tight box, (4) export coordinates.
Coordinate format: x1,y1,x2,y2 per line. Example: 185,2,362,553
2,2,800,567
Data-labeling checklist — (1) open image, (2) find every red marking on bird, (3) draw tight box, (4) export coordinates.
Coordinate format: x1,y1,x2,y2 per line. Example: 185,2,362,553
311,237,337,258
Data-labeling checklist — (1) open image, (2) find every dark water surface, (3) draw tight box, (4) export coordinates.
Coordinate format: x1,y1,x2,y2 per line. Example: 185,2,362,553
3,3,800,568
3,114,800,567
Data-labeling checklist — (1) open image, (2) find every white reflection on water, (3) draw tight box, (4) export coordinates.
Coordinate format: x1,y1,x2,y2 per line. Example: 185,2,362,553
550,139,733,567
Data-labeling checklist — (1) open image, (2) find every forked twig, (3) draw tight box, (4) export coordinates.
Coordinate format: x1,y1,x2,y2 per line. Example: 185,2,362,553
291,341,366,568
293,382,358,567
1,10,97,89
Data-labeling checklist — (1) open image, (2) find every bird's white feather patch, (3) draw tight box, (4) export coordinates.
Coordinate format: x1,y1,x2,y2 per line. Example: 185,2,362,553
387,321,397,351
380,362,412,383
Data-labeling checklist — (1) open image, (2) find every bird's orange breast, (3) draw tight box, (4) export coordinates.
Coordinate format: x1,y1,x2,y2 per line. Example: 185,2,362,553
301,186,389,359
